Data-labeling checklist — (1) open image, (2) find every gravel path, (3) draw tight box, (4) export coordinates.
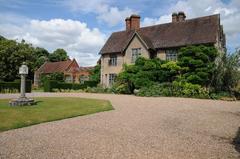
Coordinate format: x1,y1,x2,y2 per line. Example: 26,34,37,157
0,93,240,159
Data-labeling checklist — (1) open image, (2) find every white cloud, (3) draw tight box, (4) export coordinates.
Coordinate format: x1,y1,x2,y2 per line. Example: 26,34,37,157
0,14,106,66
142,14,171,27
141,0,240,51
65,0,136,26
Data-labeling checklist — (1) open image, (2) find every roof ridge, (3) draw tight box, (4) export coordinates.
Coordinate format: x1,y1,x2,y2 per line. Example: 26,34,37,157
111,14,220,33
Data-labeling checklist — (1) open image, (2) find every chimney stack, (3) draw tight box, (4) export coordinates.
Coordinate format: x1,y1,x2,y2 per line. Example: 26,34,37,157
172,12,178,22
125,14,141,31
178,11,186,22
125,17,131,31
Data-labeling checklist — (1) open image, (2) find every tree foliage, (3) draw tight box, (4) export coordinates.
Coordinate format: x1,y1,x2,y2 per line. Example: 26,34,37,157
89,64,101,83
0,36,70,82
0,39,36,81
177,45,218,87
49,48,69,62
212,49,240,92
114,45,239,98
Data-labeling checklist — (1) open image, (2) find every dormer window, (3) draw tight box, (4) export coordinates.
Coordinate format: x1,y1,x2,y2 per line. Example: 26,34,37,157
131,48,141,63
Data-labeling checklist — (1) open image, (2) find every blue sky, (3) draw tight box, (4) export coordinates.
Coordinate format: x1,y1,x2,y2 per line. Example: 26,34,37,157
0,0,239,66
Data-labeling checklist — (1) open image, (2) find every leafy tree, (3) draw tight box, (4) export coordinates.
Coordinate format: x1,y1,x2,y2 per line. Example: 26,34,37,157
212,49,240,92
89,64,100,83
49,48,69,62
0,38,36,81
33,47,49,69
114,57,182,93
177,45,218,87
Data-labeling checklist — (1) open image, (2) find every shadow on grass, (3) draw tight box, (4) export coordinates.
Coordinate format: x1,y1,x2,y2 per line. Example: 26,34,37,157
32,100,43,105
232,127,240,153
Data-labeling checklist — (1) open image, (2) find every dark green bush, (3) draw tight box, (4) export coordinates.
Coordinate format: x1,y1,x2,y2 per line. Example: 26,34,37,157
84,81,98,87
0,80,32,93
43,80,97,92
136,83,174,97
0,82,19,93
137,81,209,99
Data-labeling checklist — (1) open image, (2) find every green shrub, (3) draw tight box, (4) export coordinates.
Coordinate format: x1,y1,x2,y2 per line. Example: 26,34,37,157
84,81,98,87
43,80,97,92
85,86,113,93
0,82,19,93
172,81,209,98
136,83,174,97
136,81,209,98
0,80,32,93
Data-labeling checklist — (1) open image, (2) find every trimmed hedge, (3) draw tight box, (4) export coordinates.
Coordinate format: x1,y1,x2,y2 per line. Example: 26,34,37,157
0,80,32,93
44,80,98,92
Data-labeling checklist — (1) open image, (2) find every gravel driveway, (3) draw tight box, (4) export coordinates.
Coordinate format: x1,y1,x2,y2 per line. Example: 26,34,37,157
0,93,240,159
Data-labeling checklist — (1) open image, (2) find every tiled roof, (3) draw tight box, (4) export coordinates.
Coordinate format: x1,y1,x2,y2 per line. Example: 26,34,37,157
100,14,220,54
37,60,73,74
79,66,94,72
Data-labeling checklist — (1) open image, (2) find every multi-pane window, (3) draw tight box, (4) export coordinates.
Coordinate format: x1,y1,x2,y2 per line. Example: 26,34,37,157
131,48,141,63
166,50,177,61
79,75,89,84
109,54,117,66
109,73,116,86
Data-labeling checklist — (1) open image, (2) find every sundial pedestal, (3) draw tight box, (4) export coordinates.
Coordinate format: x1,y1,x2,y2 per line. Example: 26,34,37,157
9,63,35,106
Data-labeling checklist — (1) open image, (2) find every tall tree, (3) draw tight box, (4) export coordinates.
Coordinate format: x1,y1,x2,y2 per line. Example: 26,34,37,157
0,38,36,81
89,64,100,82
33,47,50,69
49,48,69,62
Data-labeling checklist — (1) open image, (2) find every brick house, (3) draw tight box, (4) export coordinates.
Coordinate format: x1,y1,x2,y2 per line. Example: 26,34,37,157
99,12,226,87
34,59,93,87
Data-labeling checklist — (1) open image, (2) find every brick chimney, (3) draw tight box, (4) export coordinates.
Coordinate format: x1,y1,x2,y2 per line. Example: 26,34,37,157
178,11,186,22
172,12,178,22
125,17,131,31
126,14,140,30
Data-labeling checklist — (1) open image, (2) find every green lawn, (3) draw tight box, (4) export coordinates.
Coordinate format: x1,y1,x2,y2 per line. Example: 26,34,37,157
0,97,113,132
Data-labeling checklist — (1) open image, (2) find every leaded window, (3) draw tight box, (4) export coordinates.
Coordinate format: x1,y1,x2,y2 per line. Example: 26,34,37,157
131,48,141,63
109,54,117,66
166,50,177,61
109,73,116,86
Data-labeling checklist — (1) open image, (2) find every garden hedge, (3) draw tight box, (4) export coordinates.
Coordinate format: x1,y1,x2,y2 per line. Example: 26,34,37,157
0,80,32,93
44,80,98,92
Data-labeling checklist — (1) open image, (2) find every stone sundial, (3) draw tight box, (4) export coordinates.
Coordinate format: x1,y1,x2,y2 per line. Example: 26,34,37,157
9,62,35,106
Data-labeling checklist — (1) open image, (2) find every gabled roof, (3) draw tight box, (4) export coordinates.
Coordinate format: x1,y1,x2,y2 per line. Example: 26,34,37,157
100,14,220,54
36,59,77,74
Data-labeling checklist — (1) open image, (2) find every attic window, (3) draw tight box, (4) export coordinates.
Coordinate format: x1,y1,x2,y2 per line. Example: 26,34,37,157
166,50,177,61
131,48,141,63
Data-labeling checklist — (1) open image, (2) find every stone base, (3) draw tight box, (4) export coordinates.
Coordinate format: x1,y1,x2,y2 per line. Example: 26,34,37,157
9,97,35,106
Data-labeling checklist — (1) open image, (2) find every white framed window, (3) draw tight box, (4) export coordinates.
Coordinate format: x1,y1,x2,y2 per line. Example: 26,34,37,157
109,73,116,86
79,75,89,84
109,54,117,66
166,50,177,61
131,48,141,63
65,75,72,83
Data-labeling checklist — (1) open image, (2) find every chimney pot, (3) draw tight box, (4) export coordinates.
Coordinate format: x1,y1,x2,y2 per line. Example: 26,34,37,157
172,12,178,22
178,11,186,22
125,17,131,31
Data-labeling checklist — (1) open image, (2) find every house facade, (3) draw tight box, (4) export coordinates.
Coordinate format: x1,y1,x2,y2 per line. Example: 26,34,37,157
99,12,226,87
34,59,93,87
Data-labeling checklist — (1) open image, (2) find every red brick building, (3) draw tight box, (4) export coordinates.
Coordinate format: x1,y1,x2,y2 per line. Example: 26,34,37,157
34,59,93,87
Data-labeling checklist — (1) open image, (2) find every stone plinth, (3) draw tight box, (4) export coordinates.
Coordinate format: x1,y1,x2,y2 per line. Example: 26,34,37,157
9,97,35,106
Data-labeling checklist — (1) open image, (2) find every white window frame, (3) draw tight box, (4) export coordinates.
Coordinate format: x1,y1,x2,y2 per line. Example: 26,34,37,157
109,73,116,86
166,50,177,61
131,48,141,63
109,54,117,66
